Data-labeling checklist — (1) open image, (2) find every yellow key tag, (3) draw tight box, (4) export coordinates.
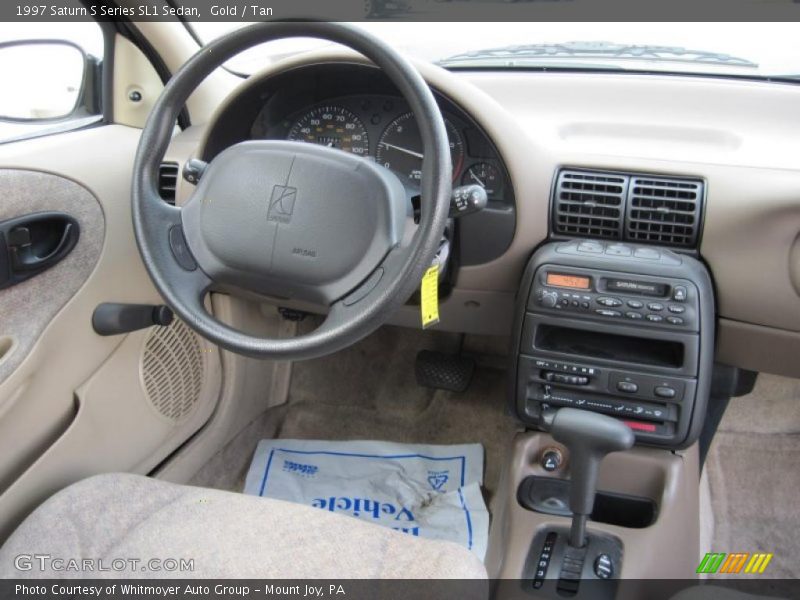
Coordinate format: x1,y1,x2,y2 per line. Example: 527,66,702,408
420,263,440,329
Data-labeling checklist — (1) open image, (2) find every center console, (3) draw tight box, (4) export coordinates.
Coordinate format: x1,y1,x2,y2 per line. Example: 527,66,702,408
510,240,714,449
499,240,714,596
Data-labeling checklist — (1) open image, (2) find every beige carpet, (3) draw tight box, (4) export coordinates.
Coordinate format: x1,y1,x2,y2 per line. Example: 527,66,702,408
704,373,800,586
190,323,520,506
191,324,800,590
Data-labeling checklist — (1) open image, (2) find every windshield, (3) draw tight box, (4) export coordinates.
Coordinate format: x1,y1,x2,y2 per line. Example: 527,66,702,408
192,22,800,80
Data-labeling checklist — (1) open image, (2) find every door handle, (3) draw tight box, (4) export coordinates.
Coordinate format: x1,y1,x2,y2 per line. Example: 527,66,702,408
0,212,80,290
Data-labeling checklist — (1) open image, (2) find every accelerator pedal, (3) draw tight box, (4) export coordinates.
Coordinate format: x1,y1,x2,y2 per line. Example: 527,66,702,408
415,350,475,392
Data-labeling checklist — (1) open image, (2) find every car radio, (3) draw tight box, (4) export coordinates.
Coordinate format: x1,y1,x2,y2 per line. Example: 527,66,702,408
532,267,696,329
510,240,714,448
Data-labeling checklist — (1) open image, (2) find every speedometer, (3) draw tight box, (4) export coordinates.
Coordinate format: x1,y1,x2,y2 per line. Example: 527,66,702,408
287,106,369,157
376,112,464,182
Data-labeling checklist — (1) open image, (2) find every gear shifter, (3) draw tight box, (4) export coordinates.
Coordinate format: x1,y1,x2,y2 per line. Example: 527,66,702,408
544,408,635,548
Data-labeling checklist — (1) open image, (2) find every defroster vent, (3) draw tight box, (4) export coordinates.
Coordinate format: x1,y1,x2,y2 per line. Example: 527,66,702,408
553,170,627,240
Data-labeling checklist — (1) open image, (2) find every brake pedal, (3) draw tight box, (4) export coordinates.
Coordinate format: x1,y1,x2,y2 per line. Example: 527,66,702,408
415,350,475,392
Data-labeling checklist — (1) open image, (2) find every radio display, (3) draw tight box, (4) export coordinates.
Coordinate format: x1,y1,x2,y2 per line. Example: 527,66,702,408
606,278,667,296
546,273,591,290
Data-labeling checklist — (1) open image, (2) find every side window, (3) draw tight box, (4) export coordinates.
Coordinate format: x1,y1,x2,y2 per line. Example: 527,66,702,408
0,22,105,144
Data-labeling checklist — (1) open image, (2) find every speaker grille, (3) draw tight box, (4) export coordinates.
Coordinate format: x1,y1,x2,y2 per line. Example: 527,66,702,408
141,319,204,421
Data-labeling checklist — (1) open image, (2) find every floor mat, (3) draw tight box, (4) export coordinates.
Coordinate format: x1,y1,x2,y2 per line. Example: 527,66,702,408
243,439,489,559
705,373,800,586
190,324,520,508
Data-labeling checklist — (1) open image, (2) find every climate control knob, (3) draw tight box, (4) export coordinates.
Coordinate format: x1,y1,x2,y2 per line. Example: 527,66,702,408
539,290,559,308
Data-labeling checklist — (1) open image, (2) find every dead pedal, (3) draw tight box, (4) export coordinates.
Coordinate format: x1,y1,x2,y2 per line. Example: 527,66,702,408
415,350,475,392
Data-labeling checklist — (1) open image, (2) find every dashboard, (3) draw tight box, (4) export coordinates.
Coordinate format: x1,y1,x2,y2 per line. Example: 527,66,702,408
169,51,800,378
201,62,516,267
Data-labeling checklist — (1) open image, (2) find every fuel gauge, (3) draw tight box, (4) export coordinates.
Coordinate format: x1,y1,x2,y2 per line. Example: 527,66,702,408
461,162,501,199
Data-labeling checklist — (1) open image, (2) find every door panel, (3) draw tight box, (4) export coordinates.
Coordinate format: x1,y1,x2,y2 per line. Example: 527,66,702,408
0,170,104,381
0,125,221,539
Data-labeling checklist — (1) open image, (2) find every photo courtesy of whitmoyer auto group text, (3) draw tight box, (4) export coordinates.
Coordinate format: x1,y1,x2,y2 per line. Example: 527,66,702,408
0,0,799,598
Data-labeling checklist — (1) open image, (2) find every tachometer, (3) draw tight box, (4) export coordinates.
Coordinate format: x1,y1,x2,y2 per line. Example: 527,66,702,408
376,112,464,182
461,162,501,199
287,106,369,156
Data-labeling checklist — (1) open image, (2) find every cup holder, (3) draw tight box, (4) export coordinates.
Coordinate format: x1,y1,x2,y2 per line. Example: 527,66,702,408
518,475,658,529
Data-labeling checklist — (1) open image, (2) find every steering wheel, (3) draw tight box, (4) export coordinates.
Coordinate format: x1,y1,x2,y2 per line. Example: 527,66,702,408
132,23,452,360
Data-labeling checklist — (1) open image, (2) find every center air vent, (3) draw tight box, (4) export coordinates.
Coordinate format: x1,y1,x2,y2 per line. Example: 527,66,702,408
553,170,627,240
158,162,179,205
626,176,703,247
552,168,704,249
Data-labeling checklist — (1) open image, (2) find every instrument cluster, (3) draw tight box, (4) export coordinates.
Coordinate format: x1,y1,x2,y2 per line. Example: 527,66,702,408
251,94,509,203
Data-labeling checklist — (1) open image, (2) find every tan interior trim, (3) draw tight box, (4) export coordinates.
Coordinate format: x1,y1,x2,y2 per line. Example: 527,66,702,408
716,318,800,377
155,295,295,484
157,47,800,374
0,125,222,539
112,34,164,129
487,432,700,580
0,322,221,540
128,19,240,126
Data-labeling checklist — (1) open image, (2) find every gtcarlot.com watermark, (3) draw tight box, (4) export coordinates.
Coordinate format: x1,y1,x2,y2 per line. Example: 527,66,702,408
13,554,194,574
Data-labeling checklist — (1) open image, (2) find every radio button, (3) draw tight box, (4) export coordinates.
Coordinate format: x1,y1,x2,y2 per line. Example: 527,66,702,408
668,305,685,314
647,303,664,311
544,372,590,386
673,286,688,302
627,300,644,309
654,386,677,399
633,248,661,260
625,311,643,320
581,301,590,309
537,291,558,308
617,381,639,393
595,309,622,318
605,244,633,257
597,297,622,307
646,314,664,322
667,316,684,325
577,242,604,253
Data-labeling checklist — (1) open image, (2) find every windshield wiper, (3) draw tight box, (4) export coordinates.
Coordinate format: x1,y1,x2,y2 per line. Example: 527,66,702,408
439,41,758,69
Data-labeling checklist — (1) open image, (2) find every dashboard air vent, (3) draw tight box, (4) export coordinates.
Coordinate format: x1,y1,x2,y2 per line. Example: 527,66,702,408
626,176,704,248
158,162,179,205
553,170,626,240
